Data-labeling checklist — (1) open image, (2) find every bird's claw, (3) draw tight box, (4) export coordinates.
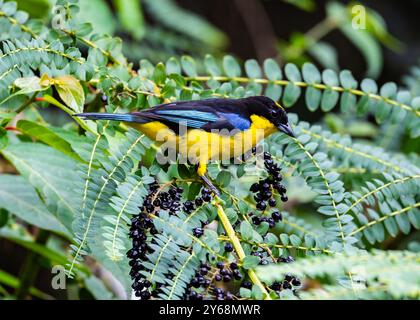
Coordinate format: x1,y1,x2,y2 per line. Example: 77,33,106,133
200,175,220,197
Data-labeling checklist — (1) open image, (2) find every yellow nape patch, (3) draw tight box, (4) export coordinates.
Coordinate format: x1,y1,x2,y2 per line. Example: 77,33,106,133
275,101,285,111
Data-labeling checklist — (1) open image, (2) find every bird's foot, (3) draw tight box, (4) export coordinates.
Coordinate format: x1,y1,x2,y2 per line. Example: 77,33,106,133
200,175,220,197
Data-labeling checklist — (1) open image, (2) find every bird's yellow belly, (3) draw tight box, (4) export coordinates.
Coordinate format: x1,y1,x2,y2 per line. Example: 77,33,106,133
130,115,276,168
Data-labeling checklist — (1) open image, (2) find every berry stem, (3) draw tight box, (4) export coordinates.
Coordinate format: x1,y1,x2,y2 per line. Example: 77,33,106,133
215,202,271,300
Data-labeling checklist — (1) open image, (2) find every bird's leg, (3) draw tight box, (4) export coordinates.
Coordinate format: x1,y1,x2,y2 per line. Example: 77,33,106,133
197,162,220,197
201,174,220,197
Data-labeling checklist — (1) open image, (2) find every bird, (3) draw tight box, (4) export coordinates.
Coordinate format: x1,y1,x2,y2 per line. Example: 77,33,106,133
74,96,295,196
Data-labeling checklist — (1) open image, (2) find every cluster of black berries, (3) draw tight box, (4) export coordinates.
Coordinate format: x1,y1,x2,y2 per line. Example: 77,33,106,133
127,212,154,300
250,151,288,211
127,180,185,300
212,287,234,300
128,180,217,300
185,261,243,300
278,255,295,263
184,262,212,300
214,261,243,283
250,210,283,228
249,250,269,265
269,274,301,293
183,187,212,214
248,245,294,266
142,181,182,215
241,280,253,289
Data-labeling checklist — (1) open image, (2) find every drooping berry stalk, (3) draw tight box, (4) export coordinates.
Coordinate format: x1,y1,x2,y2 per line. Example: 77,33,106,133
214,201,271,300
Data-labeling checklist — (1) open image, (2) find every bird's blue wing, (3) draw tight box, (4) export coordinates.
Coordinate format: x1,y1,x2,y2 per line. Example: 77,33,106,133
152,109,220,128
138,100,252,132
217,113,251,130
155,110,220,122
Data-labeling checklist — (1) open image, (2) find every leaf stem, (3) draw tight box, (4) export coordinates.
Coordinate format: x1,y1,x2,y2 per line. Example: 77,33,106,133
184,76,420,117
348,202,420,237
42,94,94,133
215,201,271,300
15,93,36,114
61,29,121,65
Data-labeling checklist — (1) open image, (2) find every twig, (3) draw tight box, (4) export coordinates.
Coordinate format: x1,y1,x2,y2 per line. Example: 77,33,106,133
215,201,271,299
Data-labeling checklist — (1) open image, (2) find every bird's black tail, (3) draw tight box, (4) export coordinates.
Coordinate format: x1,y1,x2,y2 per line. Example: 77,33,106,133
73,113,147,123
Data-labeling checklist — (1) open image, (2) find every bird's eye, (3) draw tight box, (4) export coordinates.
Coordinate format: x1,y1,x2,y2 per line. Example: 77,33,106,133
270,109,279,117
279,113,288,124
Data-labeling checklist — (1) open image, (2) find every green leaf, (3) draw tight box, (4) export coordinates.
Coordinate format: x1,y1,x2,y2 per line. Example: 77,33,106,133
14,76,49,93
2,1,17,15
340,91,357,113
78,0,116,35
264,58,282,81
216,171,231,188
1,142,82,231
245,59,262,78
84,275,114,299
411,97,420,110
285,63,302,82
16,120,83,162
0,174,68,235
166,57,181,75
384,217,398,237
239,287,251,298
321,89,339,112
76,23,93,37
308,41,339,70
339,70,357,89
280,233,289,245
240,221,254,241
283,83,301,107
143,0,227,48
54,76,85,113
204,54,221,77
322,69,339,86
153,62,167,85
305,86,321,111
242,255,260,269
0,269,50,299
114,0,145,39
302,63,321,83
340,24,382,78
223,55,241,78
380,82,397,99
0,112,16,126
375,82,397,123
251,284,264,299
361,78,378,94
265,83,282,101
181,55,197,77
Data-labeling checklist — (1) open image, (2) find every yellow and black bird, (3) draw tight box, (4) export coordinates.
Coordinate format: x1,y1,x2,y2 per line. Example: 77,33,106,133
75,96,295,195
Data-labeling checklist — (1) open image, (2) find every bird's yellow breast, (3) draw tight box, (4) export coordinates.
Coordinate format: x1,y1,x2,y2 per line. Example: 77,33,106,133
130,114,277,162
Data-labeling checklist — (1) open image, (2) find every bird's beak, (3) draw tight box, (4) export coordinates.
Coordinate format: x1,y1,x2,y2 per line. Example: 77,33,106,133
278,122,295,137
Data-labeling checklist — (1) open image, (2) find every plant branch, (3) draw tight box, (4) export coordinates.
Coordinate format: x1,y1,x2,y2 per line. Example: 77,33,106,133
184,76,420,117
215,201,271,299
348,202,420,237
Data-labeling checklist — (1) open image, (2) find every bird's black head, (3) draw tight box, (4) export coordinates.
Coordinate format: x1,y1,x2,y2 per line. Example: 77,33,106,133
243,96,295,137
